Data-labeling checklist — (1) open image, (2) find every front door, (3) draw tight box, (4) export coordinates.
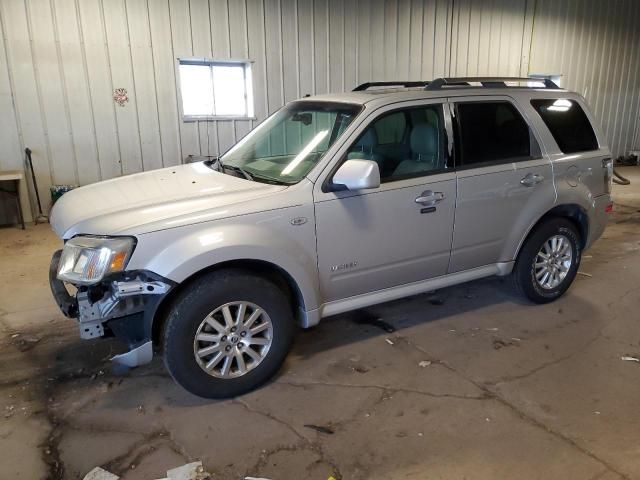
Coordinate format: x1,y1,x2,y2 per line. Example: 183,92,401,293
448,96,555,272
314,101,456,303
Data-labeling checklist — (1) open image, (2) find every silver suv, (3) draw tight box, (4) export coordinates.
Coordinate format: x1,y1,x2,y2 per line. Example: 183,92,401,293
49,77,613,398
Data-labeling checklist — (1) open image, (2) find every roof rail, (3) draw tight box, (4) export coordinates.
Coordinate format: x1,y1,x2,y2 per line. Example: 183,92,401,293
425,76,560,90
353,81,430,91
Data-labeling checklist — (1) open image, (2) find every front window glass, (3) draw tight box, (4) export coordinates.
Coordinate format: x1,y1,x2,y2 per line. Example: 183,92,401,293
221,102,361,184
345,105,447,182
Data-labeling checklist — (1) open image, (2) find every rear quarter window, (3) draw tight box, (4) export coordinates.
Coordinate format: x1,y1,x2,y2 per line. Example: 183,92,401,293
530,99,599,153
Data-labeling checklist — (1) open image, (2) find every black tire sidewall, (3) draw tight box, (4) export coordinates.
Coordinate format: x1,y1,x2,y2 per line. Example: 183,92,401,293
163,269,295,398
515,218,582,303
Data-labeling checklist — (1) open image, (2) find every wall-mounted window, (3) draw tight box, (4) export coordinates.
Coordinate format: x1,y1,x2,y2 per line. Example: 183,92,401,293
178,59,254,120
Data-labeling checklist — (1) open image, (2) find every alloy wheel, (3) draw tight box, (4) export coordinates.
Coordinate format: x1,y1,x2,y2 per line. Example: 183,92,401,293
193,301,273,378
534,234,573,290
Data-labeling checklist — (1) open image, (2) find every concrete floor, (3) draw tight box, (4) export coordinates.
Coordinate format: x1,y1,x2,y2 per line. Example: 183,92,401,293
1,167,640,480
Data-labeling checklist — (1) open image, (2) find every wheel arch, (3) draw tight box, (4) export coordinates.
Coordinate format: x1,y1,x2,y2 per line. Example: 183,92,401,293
516,203,589,260
151,259,309,349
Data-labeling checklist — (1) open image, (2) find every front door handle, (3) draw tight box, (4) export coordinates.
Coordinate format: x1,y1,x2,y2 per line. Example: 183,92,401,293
520,173,544,187
415,190,445,206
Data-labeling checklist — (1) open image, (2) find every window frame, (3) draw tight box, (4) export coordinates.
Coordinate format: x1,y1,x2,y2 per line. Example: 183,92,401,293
323,103,452,192
177,57,255,121
452,99,542,171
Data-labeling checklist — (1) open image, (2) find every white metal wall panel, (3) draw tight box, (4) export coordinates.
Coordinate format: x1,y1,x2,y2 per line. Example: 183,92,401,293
52,0,101,187
103,0,144,175
169,0,200,160
1,0,639,225
148,0,182,168
77,0,122,180
0,4,28,223
449,0,528,77
0,0,53,221
127,0,164,172
529,0,640,156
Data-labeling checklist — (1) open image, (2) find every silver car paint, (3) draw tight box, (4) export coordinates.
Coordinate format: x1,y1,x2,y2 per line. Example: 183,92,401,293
313,98,457,302
50,162,289,238
448,94,556,272
51,86,611,330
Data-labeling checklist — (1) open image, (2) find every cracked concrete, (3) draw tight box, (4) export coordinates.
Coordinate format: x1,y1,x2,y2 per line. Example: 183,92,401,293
1,167,640,479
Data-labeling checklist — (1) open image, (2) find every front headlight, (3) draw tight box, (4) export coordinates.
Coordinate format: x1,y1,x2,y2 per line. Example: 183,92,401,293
57,236,136,285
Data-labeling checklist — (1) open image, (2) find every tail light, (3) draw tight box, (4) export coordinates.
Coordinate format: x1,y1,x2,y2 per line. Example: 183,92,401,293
602,158,613,194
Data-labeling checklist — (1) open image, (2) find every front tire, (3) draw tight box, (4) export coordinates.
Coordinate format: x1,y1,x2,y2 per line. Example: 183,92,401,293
163,269,295,398
513,218,582,304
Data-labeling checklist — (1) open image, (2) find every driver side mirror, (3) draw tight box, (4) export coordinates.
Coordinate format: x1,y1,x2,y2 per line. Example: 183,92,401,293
332,159,381,191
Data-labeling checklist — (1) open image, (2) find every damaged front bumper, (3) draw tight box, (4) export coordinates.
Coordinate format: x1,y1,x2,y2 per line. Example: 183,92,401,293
49,250,175,367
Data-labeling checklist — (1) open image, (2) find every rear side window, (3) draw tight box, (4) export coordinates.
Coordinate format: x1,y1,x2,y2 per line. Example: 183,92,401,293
455,101,535,167
531,99,598,153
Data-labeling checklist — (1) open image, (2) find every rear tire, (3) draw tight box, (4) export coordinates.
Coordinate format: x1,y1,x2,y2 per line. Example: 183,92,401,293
163,269,295,398
513,218,581,304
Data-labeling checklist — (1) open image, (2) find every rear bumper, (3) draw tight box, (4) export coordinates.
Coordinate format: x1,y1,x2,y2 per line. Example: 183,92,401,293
49,250,175,366
586,194,612,249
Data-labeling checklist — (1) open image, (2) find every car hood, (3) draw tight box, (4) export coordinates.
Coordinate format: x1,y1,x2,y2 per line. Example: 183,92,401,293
50,162,288,238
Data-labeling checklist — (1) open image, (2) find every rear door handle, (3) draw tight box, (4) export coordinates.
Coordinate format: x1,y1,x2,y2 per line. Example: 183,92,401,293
415,190,445,206
520,173,544,187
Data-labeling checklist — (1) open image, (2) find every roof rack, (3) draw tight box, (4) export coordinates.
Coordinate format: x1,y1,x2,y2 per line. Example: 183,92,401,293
425,76,560,90
353,81,430,91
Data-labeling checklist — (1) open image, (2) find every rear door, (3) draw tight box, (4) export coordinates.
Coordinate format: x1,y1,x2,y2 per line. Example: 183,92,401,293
449,96,555,272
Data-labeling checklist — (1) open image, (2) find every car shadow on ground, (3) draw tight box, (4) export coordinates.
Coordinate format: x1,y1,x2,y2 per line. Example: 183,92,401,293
290,275,531,360
24,271,594,410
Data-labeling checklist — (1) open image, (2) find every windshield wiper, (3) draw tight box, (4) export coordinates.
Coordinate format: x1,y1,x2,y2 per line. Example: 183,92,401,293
222,163,254,181
203,156,221,170
205,157,289,185
204,156,253,181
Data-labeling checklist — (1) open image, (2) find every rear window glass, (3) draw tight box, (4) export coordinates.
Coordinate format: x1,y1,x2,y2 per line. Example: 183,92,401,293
530,99,598,153
455,101,534,167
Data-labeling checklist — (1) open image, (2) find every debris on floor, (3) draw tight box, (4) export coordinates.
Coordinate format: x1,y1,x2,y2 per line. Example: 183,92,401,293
304,424,335,434
577,271,593,278
166,461,210,480
418,360,432,368
492,338,518,350
11,334,41,352
82,461,212,480
350,364,369,374
621,355,640,363
244,477,273,480
385,338,395,345
83,467,119,480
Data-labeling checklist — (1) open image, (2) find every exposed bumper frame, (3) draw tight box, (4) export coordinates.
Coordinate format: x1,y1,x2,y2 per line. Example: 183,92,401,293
49,250,175,367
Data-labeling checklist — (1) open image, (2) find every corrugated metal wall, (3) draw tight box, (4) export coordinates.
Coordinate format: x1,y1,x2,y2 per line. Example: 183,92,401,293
0,0,639,223
529,0,640,165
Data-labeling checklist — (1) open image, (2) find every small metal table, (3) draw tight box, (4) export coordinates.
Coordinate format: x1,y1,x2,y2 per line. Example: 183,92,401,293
0,170,26,229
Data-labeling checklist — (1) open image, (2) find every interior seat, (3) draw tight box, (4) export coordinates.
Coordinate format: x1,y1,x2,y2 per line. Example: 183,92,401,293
393,123,440,176
347,129,385,170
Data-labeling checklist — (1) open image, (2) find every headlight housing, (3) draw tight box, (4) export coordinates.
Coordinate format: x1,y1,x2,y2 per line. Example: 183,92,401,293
57,236,136,285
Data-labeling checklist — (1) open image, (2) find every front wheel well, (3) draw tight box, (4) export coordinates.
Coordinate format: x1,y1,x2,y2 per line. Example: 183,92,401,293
151,260,305,349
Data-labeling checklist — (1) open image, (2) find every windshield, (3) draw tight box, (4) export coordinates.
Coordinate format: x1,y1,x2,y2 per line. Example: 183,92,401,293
220,101,362,184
